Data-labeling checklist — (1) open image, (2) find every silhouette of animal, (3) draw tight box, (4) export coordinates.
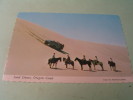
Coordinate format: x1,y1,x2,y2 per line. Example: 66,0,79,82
89,59,104,71
48,57,61,68
63,58,74,69
74,57,92,71
108,61,116,71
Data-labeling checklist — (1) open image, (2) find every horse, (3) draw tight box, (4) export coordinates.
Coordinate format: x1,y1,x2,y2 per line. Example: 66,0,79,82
48,57,61,68
63,58,74,69
108,61,116,71
89,59,104,71
74,57,92,71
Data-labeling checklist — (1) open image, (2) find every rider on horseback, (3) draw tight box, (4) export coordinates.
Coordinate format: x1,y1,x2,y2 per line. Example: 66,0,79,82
51,53,55,62
82,55,86,63
95,56,99,63
66,55,71,63
110,58,114,62
110,58,115,66
52,53,55,58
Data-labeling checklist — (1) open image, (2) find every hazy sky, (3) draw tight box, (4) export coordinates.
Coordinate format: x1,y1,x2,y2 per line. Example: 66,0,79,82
18,13,126,46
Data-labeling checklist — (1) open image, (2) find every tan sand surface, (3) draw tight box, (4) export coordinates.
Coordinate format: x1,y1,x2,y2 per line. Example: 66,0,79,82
4,18,132,77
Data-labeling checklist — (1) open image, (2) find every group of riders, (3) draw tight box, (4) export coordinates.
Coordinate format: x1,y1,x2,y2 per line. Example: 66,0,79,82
51,53,114,64
52,53,84,61
49,53,116,71
52,53,71,63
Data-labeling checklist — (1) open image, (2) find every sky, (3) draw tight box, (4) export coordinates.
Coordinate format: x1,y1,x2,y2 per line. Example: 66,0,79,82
18,13,126,47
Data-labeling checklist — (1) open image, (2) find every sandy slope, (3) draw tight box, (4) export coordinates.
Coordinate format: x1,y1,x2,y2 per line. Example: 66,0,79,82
4,18,132,77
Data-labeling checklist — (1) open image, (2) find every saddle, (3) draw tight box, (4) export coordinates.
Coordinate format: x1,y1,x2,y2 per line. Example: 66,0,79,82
50,58,55,62
95,60,99,64
66,59,72,64
82,60,87,64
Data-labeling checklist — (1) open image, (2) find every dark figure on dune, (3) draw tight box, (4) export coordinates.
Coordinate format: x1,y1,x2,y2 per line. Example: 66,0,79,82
89,56,104,71
108,58,116,71
48,53,61,68
63,55,74,69
75,57,92,71
82,55,86,63
67,55,71,62
52,53,55,58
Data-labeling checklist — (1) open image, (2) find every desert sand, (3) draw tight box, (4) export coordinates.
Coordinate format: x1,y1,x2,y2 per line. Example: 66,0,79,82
4,18,132,77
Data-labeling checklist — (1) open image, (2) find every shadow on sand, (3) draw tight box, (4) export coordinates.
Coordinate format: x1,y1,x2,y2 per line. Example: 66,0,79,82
66,68,78,70
83,70,97,72
114,70,122,72
51,67,78,70
97,69,108,71
50,68,65,70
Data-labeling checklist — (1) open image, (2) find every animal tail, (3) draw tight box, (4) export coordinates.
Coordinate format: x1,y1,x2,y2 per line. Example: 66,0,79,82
73,62,74,66
48,60,50,64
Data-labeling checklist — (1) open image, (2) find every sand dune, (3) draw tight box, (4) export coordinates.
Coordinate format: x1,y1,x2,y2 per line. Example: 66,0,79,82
4,18,132,77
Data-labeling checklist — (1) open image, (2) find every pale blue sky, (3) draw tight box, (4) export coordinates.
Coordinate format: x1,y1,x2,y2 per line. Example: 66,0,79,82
18,13,126,46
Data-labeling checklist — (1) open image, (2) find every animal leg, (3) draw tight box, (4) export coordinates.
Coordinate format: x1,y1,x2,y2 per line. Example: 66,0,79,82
72,64,74,70
94,65,96,70
81,65,83,70
88,65,92,71
49,63,51,68
114,66,116,71
101,65,104,71
66,63,68,68
55,63,57,68
110,66,112,71
52,63,54,68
